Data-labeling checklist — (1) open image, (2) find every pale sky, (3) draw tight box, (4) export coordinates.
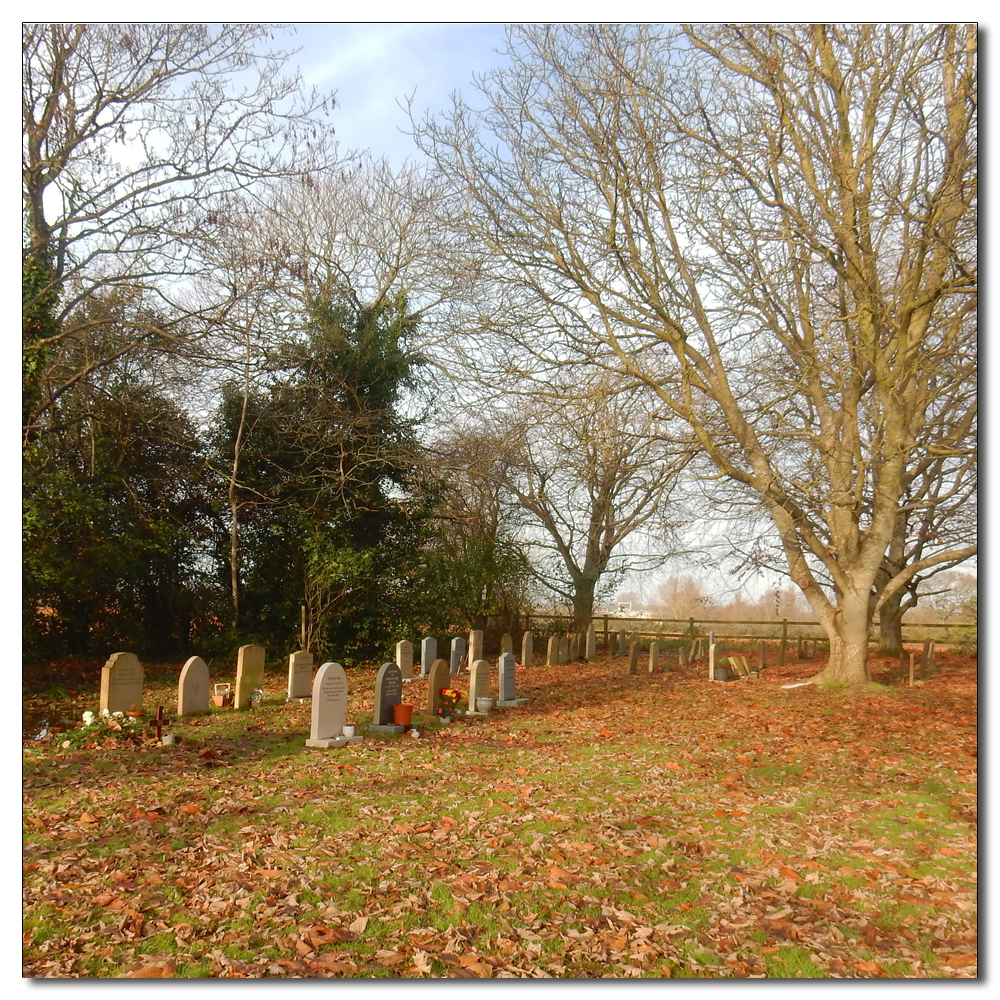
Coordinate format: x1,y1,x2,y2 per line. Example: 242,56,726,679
289,23,511,166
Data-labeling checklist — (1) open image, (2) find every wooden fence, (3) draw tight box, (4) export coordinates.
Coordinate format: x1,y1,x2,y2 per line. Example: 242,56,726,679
522,613,975,663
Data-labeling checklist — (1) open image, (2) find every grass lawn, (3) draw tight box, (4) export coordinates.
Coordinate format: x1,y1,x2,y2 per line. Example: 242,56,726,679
22,646,977,978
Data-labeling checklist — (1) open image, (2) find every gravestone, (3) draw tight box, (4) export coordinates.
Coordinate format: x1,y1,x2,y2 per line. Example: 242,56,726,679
396,640,414,681
234,644,266,709
370,662,405,734
797,637,806,659
467,658,492,714
469,630,484,669
306,662,360,748
426,659,452,718
421,637,437,677
678,646,689,667
921,639,935,671
709,642,721,681
521,630,533,667
450,636,466,676
287,649,313,702
568,634,579,661
585,624,596,659
546,635,559,666
648,641,659,673
758,640,766,672
617,629,627,656
708,630,716,648
500,633,513,656
100,652,144,716
177,655,210,717
498,651,529,707
559,636,570,665
626,640,640,675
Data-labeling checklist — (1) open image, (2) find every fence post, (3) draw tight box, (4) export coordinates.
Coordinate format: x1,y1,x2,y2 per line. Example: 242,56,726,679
779,619,787,666
603,615,609,651
688,617,695,639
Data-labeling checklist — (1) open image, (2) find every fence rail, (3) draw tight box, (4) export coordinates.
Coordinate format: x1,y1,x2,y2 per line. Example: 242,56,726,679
522,613,975,657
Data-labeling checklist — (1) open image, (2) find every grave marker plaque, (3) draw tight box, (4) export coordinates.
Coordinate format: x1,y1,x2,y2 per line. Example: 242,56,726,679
626,640,640,675
450,636,466,676
498,651,529,707
467,658,492,714
306,662,355,747
559,636,570,665
521,630,533,667
287,649,313,701
426,659,452,717
469,630,484,668
617,629,627,656
396,640,414,681
177,656,210,717
546,635,559,667
585,624,596,659
100,652,144,716
421,637,437,677
500,633,513,655
234,644,266,709
648,641,659,673
370,662,405,733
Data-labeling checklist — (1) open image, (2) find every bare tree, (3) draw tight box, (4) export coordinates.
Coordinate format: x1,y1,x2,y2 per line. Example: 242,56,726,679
436,378,691,632
413,23,977,685
22,22,336,441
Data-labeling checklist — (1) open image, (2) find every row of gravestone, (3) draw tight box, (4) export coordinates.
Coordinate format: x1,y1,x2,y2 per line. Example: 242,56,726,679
392,631,536,680
99,645,530,745
99,646,267,717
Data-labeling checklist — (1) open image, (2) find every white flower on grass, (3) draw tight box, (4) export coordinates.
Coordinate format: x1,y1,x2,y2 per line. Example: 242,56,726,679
82,711,96,726
102,708,110,717
61,740,71,748
113,712,125,720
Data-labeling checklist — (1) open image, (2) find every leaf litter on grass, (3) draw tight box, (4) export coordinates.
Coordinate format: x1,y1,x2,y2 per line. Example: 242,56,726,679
23,649,977,978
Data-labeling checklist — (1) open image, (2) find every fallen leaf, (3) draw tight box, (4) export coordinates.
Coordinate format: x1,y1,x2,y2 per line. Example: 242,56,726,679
945,953,977,968
124,963,175,978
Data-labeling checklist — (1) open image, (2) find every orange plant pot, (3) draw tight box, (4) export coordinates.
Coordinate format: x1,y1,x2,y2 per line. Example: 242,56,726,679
392,703,414,726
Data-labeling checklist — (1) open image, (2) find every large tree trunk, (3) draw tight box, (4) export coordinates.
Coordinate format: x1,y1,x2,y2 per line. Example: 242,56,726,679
877,593,905,657
808,589,873,686
571,577,597,635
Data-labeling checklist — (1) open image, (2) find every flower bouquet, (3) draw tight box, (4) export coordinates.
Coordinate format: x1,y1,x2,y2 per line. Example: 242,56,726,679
435,688,462,721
